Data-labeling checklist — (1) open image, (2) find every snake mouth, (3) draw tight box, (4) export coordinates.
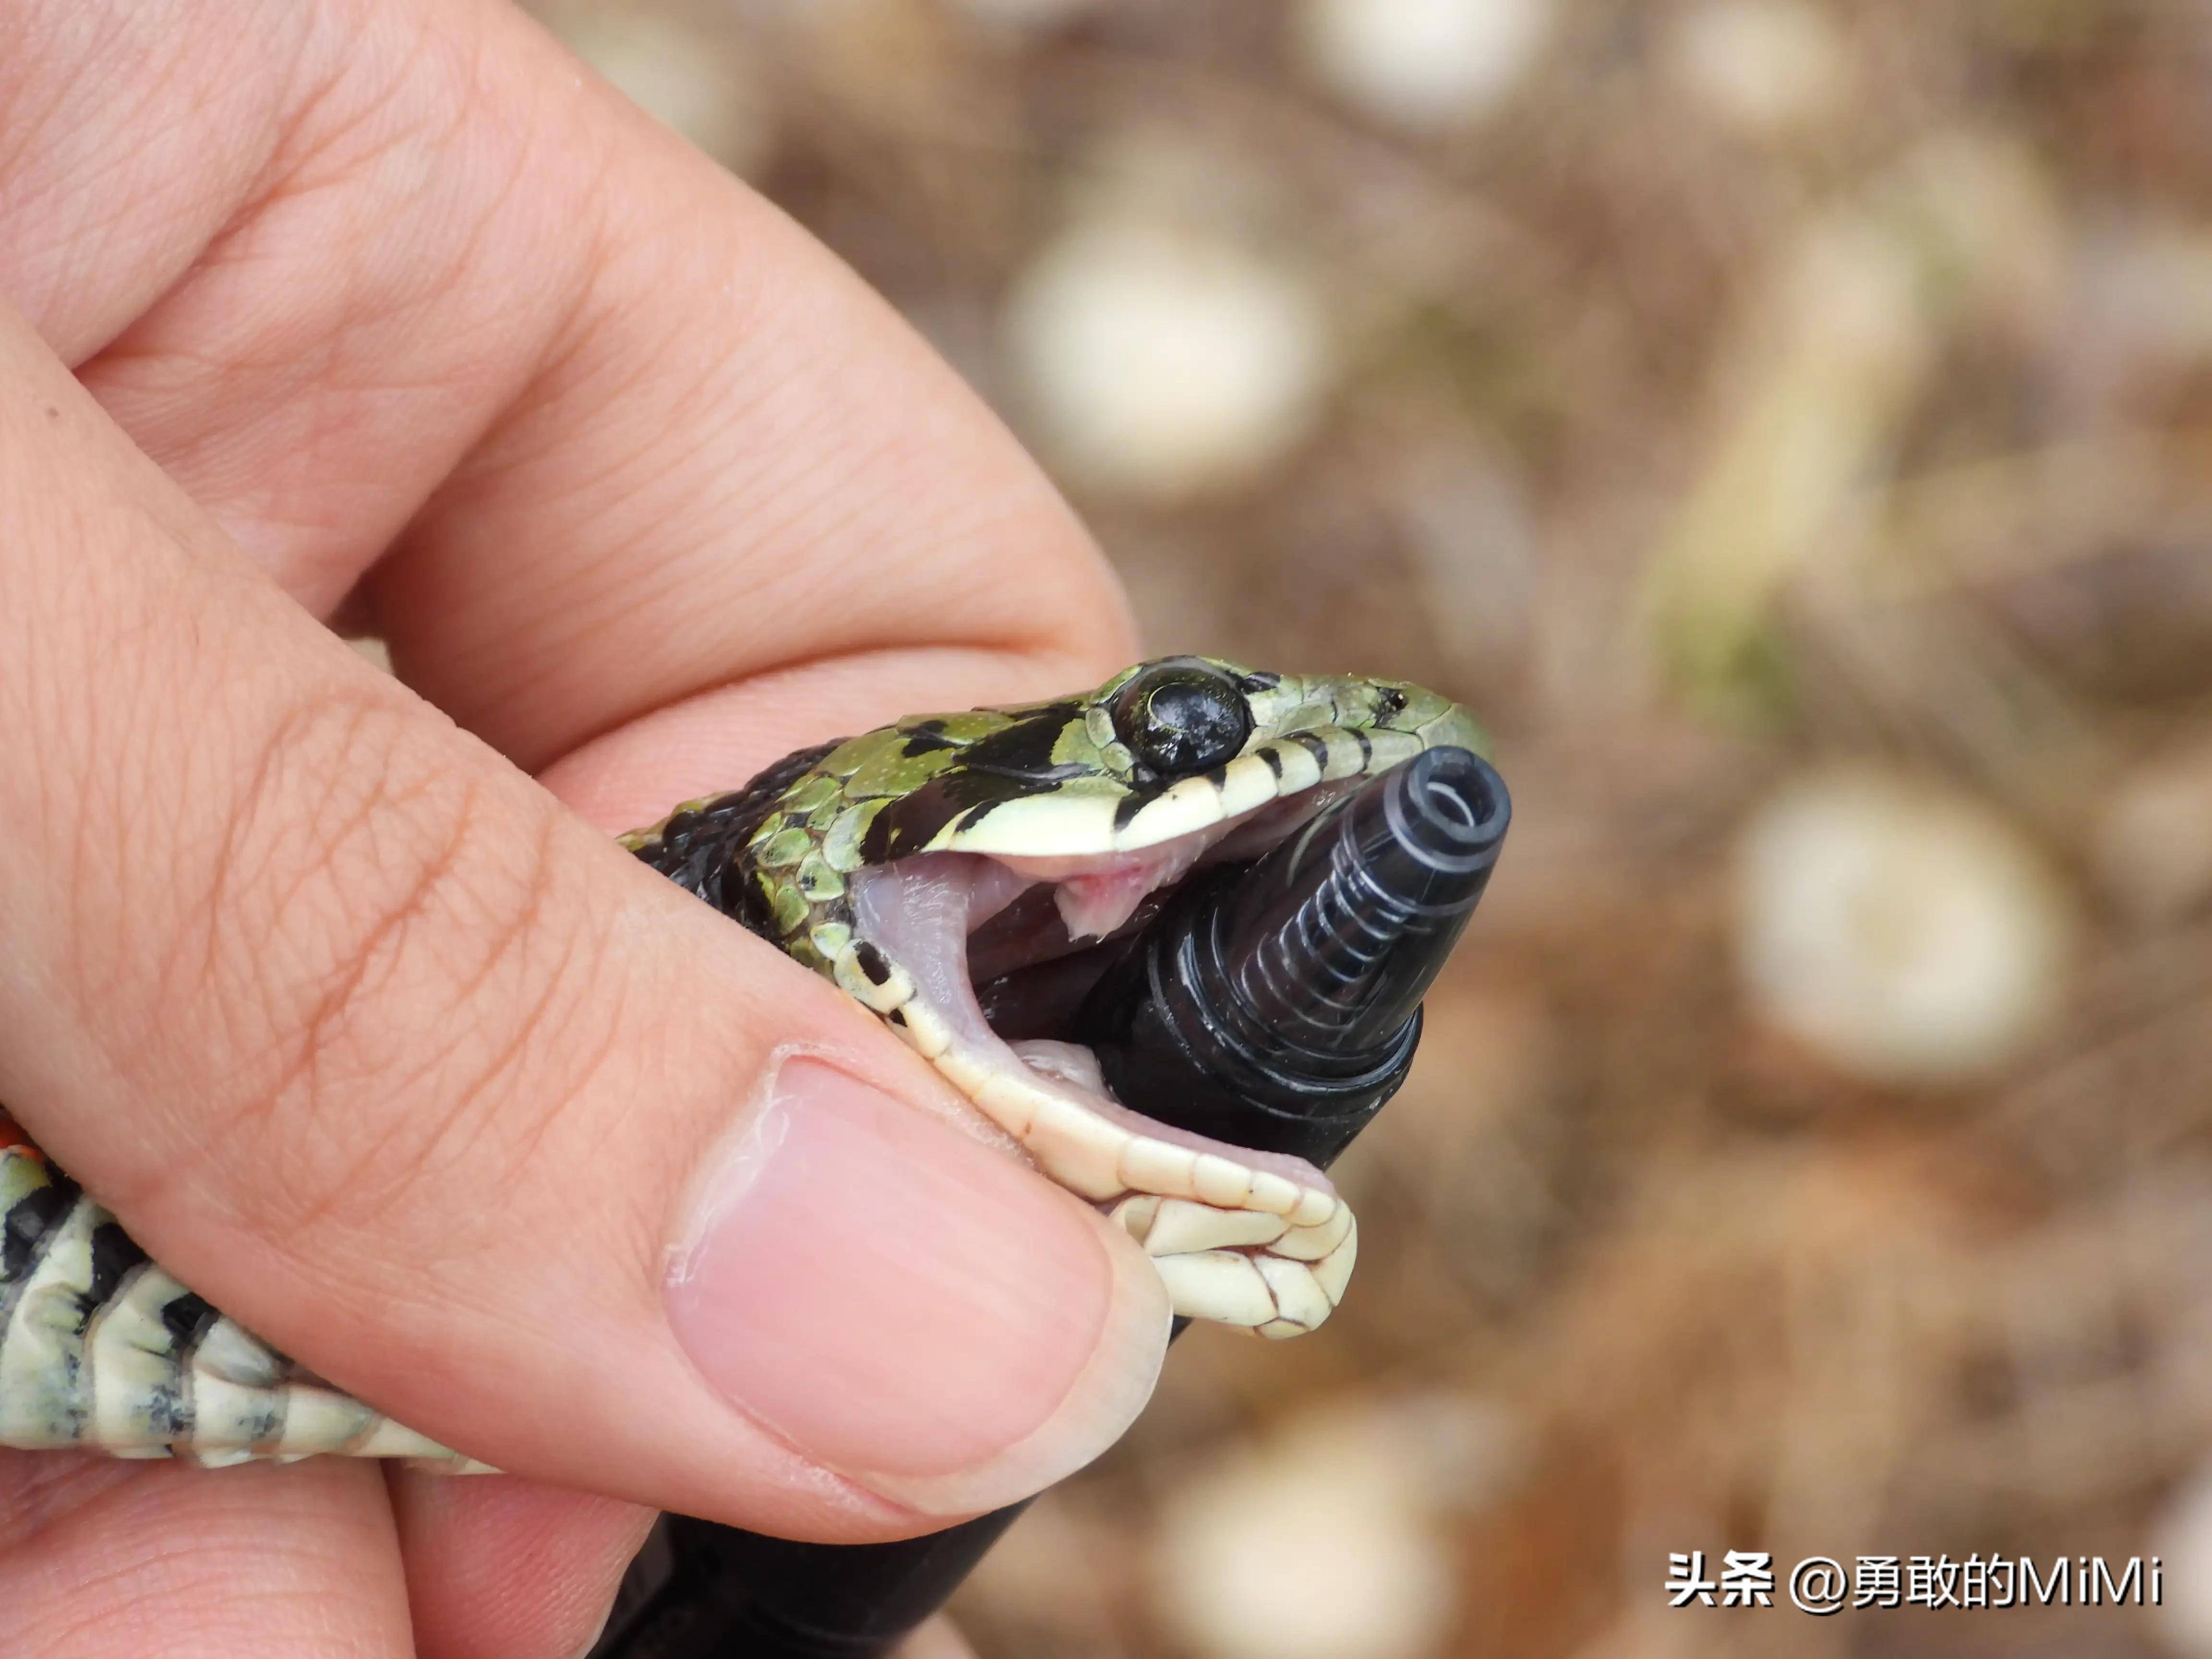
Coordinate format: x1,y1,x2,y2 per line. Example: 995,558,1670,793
845,779,1364,1189
860,777,1357,1030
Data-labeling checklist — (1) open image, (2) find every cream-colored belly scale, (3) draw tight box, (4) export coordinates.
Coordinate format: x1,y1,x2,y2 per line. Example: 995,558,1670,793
0,1137,487,1468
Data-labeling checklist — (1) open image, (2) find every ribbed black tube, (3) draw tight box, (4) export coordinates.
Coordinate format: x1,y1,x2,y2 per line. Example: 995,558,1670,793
1227,744,1508,1053
1073,745,1509,1162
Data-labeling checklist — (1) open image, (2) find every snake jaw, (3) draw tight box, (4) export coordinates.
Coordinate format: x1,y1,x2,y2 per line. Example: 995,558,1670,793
831,863,1358,1335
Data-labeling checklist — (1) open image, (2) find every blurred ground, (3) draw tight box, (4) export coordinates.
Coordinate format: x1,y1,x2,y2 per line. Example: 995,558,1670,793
521,1,2212,1654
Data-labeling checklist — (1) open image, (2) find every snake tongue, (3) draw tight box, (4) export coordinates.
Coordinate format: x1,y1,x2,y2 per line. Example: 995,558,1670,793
997,845,1208,940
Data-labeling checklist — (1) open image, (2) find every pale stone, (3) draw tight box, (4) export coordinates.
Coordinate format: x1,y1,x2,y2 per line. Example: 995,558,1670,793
1291,0,1555,131
1151,1393,1521,1659
1736,767,2077,1084
1003,218,1331,503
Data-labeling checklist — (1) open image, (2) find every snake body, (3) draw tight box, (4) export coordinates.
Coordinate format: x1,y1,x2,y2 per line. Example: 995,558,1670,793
0,659,1481,1467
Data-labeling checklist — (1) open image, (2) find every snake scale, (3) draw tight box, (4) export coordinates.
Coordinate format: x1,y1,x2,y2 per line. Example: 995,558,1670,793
0,658,1482,1469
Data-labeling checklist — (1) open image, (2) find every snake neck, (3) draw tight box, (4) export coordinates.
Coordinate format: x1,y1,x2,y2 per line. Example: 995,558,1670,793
621,735,851,948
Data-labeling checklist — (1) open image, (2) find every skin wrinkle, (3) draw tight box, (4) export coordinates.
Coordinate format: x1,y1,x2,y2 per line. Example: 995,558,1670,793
24,1575,398,1657
278,816,608,1245
5,494,287,1138
0,507,111,902
138,7,1121,738
230,799,483,1234
0,7,301,361
270,2,461,215
2,1461,410,1655
386,209,781,695
267,706,461,926
102,289,450,591
51,505,208,1058
454,427,1104,769
445,859,633,1194
422,106,641,497
195,695,441,1060
381,200,1112,757
59,44,214,213
104,691,487,1229
140,709,659,1332
214,823,539,1242
320,890,697,1287
0,1455,144,1548
85,10,583,607
385,1475,652,1659
159,691,388,1099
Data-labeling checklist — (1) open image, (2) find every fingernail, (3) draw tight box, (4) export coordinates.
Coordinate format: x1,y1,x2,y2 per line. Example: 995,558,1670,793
666,1058,1167,1515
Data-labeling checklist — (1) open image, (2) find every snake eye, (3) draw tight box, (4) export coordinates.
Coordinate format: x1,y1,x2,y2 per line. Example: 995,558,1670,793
1110,659,1254,775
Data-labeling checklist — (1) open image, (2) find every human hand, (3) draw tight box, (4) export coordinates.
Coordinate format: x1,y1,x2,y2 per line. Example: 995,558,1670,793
0,2,1167,1654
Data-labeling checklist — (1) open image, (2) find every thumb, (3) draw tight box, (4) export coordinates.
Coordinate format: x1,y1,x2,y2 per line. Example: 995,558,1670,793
0,302,1167,1538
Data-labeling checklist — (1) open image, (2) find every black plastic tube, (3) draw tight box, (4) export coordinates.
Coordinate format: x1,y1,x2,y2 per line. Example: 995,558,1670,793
1076,743,1507,1164
591,746,1509,1659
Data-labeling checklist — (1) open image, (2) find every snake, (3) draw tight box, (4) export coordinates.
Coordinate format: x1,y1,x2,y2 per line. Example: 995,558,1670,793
0,657,1482,1469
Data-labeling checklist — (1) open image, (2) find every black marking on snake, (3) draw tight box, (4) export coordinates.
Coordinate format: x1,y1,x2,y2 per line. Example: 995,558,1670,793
97,1261,191,1437
1113,782,1170,832
1239,671,1282,692
1258,746,1284,779
3,1178,77,1287
950,800,1003,839
861,778,994,862
859,710,1094,864
155,1291,216,1445
84,1221,147,1319
1106,736,1246,832
1290,733,1332,769
953,703,1084,777
1351,730,1372,768
886,1008,907,1027
854,941,893,986
899,722,962,758
632,736,848,933
160,1291,221,1356
0,1172,83,1350
147,1378,191,1438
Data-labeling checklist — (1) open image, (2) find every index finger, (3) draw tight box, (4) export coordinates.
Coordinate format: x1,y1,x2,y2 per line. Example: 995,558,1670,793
1,0,1136,781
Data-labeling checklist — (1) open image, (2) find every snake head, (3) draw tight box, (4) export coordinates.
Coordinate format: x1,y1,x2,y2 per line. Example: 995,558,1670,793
779,654,1486,929
639,658,1487,1337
